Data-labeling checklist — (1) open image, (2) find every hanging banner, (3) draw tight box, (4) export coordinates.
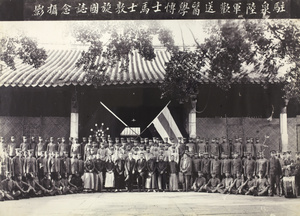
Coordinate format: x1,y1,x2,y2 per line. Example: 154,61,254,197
21,0,291,20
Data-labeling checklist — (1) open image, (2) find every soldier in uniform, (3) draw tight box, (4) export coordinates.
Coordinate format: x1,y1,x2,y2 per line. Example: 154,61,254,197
1,171,26,200
61,151,71,179
47,137,58,156
30,136,37,157
255,170,269,196
256,151,268,177
216,171,234,194
35,136,46,158
203,172,221,193
220,137,231,158
201,152,211,181
37,151,47,182
231,152,242,178
192,171,206,192
178,137,186,161
244,153,256,179
221,153,231,179
48,151,56,180
70,138,81,157
12,148,24,180
70,153,79,177
232,137,243,158
24,149,37,177
210,154,221,180
84,137,93,161
268,150,282,196
20,136,30,154
0,137,7,155
80,137,87,158
254,138,264,158
192,153,201,185
228,171,244,194
58,137,70,157
186,138,196,156
210,138,220,159
197,138,208,155
240,172,257,195
244,138,255,158
7,136,17,158
77,154,84,176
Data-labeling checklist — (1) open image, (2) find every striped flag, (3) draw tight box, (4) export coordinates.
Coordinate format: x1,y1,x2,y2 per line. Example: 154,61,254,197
152,106,182,143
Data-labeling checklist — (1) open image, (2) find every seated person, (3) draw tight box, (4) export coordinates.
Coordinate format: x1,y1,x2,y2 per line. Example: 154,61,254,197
203,172,221,193
216,171,234,194
237,173,257,195
192,171,206,192
255,171,269,196
69,172,83,193
0,171,25,200
40,172,58,196
228,172,244,194
26,173,50,197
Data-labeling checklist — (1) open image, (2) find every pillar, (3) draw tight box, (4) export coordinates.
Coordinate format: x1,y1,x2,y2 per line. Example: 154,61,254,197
188,95,197,138
70,88,79,139
280,99,289,152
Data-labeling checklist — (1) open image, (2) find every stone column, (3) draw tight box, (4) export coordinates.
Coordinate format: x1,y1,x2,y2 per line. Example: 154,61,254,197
70,88,79,139
188,95,197,139
280,99,289,152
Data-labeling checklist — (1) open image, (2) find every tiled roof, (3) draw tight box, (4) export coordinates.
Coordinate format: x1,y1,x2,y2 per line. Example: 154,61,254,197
0,47,171,88
0,46,280,88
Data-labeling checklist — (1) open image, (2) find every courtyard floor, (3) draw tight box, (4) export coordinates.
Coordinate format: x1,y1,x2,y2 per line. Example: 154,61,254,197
0,191,300,216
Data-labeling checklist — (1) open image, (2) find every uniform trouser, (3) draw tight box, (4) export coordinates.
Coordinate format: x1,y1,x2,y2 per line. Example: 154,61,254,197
216,186,229,194
257,187,269,196
115,173,124,190
192,183,205,192
137,172,145,190
269,174,281,195
125,173,135,191
158,173,167,190
204,186,217,193
182,174,191,191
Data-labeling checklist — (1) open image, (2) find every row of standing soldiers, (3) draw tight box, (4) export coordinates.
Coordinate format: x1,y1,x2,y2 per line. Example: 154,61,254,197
0,135,273,160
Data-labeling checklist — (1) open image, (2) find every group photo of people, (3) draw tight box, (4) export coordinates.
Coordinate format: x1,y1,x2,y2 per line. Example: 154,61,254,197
1,134,299,201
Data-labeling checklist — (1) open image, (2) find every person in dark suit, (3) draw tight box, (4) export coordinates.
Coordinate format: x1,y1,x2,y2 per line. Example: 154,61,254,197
268,150,282,196
114,152,125,192
136,152,147,192
157,155,167,192
124,152,135,192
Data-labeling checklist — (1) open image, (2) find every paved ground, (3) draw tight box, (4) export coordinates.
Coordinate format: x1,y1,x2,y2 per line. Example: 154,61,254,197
0,192,300,216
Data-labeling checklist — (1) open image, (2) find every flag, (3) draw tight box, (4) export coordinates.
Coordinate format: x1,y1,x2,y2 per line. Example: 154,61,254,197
152,106,182,143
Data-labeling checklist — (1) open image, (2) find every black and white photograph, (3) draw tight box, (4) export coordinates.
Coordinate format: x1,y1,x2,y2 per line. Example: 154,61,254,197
0,0,300,215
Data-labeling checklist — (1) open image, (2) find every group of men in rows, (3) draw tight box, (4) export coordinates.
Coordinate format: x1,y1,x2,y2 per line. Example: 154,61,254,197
0,135,299,201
